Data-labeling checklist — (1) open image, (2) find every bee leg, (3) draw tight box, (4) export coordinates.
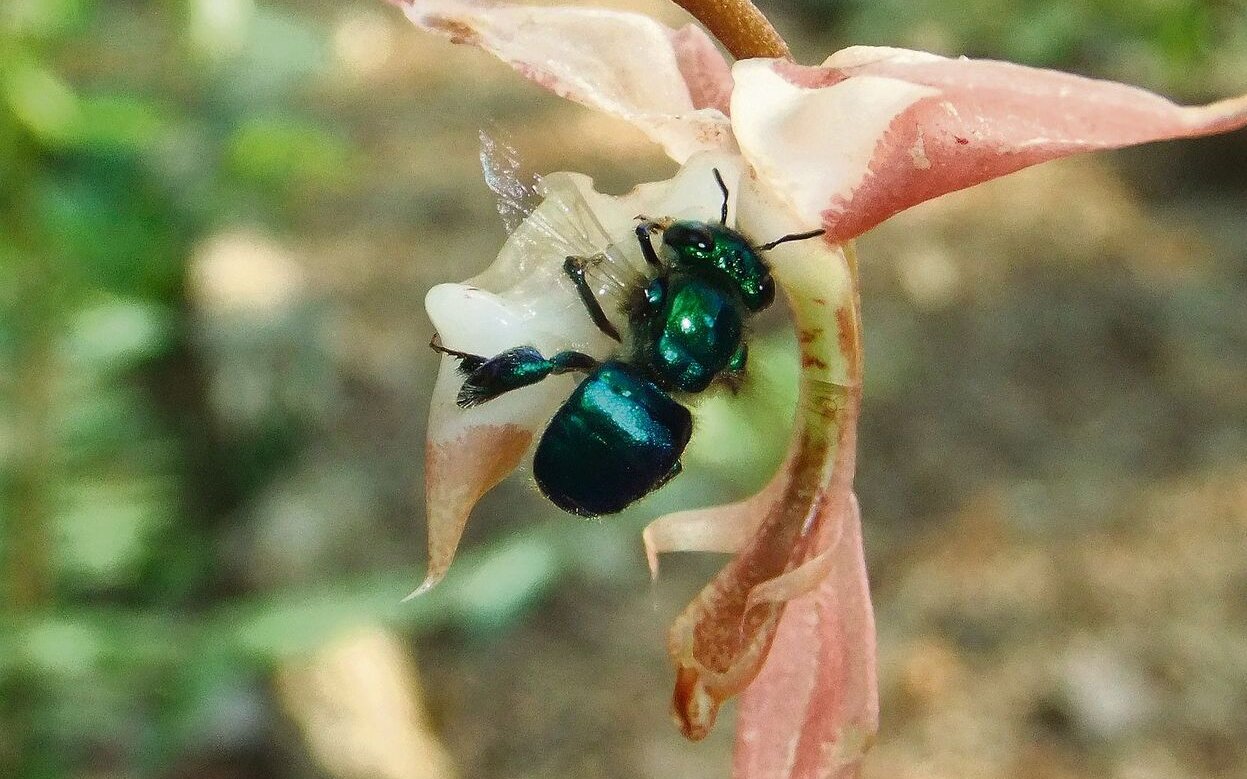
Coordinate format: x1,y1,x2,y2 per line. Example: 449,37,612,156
429,333,488,373
563,256,622,342
652,459,683,490
718,342,748,395
712,168,730,225
634,221,663,268
456,346,598,408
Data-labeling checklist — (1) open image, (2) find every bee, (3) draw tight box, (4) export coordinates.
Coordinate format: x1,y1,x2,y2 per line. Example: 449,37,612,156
431,135,823,517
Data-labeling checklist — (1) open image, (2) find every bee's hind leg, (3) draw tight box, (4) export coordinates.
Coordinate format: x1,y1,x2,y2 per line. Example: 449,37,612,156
444,343,598,409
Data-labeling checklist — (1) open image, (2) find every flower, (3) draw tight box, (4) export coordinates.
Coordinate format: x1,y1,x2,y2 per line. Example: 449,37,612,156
388,0,1247,775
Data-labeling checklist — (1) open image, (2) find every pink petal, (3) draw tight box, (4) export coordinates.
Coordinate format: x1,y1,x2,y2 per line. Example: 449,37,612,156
390,0,735,161
666,373,861,742
733,493,878,779
417,422,533,598
670,22,734,116
731,48,1247,242
642,457,790,580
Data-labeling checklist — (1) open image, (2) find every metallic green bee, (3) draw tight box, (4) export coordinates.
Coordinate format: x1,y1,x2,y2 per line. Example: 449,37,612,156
432,139,822,517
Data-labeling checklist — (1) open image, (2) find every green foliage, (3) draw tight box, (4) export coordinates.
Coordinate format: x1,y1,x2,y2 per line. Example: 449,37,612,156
0,1,366,775
227,115,352,189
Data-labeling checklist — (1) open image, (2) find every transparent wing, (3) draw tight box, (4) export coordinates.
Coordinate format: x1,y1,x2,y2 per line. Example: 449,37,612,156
479,129,539,234
479,130,645,303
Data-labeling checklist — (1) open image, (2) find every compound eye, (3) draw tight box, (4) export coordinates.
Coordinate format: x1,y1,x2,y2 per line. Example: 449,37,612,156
663,222,715,254
756,274,776,310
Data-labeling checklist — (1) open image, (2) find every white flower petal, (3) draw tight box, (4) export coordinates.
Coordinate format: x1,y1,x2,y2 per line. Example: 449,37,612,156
731,58,937,228
394,0,735,161
733,49,1247,241
416,284,574,596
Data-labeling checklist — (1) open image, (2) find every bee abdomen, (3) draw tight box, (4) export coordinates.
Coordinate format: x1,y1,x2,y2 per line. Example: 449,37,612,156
533,362,691,517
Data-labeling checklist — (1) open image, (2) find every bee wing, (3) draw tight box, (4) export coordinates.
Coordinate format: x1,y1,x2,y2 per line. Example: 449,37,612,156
479,130,645,305
528,179,645,301
479,129,540,234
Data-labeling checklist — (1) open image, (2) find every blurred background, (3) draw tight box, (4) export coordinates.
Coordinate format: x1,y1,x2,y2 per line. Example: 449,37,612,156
1,0,1245,777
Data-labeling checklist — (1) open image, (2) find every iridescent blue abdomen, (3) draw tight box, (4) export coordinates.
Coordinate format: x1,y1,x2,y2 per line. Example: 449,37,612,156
533,361,692,517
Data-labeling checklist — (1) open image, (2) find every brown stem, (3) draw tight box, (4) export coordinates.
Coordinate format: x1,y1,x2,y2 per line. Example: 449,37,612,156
671,0,790,60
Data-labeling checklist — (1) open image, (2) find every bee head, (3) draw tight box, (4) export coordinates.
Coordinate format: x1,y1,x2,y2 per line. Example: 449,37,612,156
662,220,774,312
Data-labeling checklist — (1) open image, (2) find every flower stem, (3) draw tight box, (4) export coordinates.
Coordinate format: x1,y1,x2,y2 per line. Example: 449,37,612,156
671,0,790,60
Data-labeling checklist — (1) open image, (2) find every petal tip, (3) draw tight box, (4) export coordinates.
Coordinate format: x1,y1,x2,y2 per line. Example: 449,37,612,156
641,527,662,582
672,667,719,741
401,571,444,602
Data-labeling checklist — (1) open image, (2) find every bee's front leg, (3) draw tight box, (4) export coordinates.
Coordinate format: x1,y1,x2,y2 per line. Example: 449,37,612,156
634,216,674,268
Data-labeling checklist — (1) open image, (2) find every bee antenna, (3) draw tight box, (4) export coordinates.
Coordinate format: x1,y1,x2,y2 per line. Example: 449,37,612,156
757,229,826,252
712,168,729,225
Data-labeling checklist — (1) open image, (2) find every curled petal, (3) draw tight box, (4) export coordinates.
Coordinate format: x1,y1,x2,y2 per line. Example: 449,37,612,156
733,493,878,779
670,23,735,115
393,0,735,161
665,179,866,741
731,49,1247,241
643,456,791,580
739,496,854,615
414,284,574,597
